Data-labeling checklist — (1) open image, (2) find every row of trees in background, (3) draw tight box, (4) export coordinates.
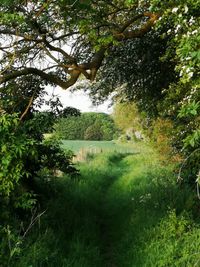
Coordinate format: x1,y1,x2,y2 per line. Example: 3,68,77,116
54,112,117,141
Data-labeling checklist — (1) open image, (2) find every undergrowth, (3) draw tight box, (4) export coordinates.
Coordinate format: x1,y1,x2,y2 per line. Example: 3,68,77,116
9,143,200,267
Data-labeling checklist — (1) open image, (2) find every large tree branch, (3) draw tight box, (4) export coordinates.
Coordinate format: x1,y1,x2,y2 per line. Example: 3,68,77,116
114,12,159,40
80,48,107,81
0,68,81,89
0,10,159,90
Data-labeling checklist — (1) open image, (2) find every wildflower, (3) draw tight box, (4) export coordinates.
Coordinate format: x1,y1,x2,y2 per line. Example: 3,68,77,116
184,5,189,13
186,68,191,73
188,72,194,78
189,16,195,25
192,30,198,35
172,7,179,13
175,24,181,33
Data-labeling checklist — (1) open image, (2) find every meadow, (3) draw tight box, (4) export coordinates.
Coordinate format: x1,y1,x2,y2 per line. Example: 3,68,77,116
13,142,200,267
61,140,137,154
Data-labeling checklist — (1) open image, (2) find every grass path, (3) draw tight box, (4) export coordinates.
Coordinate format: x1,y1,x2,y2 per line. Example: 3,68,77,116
53,145,179,266
16,143,199,266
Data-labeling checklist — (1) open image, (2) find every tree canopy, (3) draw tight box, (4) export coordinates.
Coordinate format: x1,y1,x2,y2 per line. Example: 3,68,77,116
0,0,159,91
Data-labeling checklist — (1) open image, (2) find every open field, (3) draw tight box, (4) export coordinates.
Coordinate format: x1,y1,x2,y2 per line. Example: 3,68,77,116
61,140,138,154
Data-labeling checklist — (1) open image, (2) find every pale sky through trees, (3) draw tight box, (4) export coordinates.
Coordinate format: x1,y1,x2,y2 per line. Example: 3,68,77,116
42,86,113,113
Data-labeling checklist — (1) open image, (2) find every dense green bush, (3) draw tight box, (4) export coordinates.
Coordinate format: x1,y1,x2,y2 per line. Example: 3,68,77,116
0,113,36,197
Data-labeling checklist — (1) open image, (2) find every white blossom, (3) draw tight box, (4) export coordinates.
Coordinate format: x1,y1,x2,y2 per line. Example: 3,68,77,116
172,7,179,13
186,31,191,37
18,12,24,16
189,16,195,25
175,24,181,33
188,72,194,78
184,5,189,13
167,29,172,34
192,30,198,35
186,68,191,73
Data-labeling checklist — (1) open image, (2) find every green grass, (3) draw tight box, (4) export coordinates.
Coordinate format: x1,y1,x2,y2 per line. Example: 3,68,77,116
61,140,137,154
13,142,200,266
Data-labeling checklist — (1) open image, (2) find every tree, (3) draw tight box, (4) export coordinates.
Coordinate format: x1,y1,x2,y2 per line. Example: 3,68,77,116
0,0,159,93
154,0,200,184
59,107,81,118
54,112,117,140
84,122,103,140
88,31,176,116
113,101,143,132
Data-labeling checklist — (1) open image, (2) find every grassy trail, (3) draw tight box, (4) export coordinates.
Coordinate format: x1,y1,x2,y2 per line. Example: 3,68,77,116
16,143,200,266
76,148,170,267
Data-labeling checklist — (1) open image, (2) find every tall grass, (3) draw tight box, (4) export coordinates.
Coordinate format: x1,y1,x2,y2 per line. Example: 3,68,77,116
13,143,200,266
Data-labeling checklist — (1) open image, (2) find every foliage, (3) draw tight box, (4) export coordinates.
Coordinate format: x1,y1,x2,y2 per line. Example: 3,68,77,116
89,31,176,116
0,113,36,196
148,118,179,161
59,106,81,118
84,122,103,141
0,89,78,266
0,0,160,90
140,210,200,266
0,0,199,263
55,112,117,141
112,101,143,133
37,137,77,176
151,0,200,183
81,0,200,183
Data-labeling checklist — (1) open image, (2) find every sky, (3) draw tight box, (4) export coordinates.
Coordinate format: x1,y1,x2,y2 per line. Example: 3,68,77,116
42,86,113,114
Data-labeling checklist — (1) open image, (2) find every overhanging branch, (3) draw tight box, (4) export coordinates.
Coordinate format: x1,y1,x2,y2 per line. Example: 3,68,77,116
0,10,159,90
0,68,81,89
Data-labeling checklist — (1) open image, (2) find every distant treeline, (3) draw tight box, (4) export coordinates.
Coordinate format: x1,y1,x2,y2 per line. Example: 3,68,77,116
54,112,118,141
